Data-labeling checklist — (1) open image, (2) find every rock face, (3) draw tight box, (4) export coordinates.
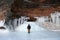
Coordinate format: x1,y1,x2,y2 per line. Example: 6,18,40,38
0,0,60,20
0,2,10,20
11,0,60,17
0,0,14,20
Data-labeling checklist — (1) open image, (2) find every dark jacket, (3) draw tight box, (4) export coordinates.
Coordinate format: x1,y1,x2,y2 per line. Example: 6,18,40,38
27,24,31,29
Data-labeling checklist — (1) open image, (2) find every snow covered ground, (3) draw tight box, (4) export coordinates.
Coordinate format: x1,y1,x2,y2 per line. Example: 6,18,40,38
16,22,46,32
0,20,5,27
0,20,9,33
0,22,60,40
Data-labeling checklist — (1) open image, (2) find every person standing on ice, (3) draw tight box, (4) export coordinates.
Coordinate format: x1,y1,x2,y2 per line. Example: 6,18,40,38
27,24,31,33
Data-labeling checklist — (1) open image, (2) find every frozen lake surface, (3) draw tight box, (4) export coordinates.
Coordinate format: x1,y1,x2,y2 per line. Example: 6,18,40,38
0,22,60,40
0,31,60,40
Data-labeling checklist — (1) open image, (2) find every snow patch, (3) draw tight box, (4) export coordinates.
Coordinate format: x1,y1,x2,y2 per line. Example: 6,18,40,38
16,22,46,32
